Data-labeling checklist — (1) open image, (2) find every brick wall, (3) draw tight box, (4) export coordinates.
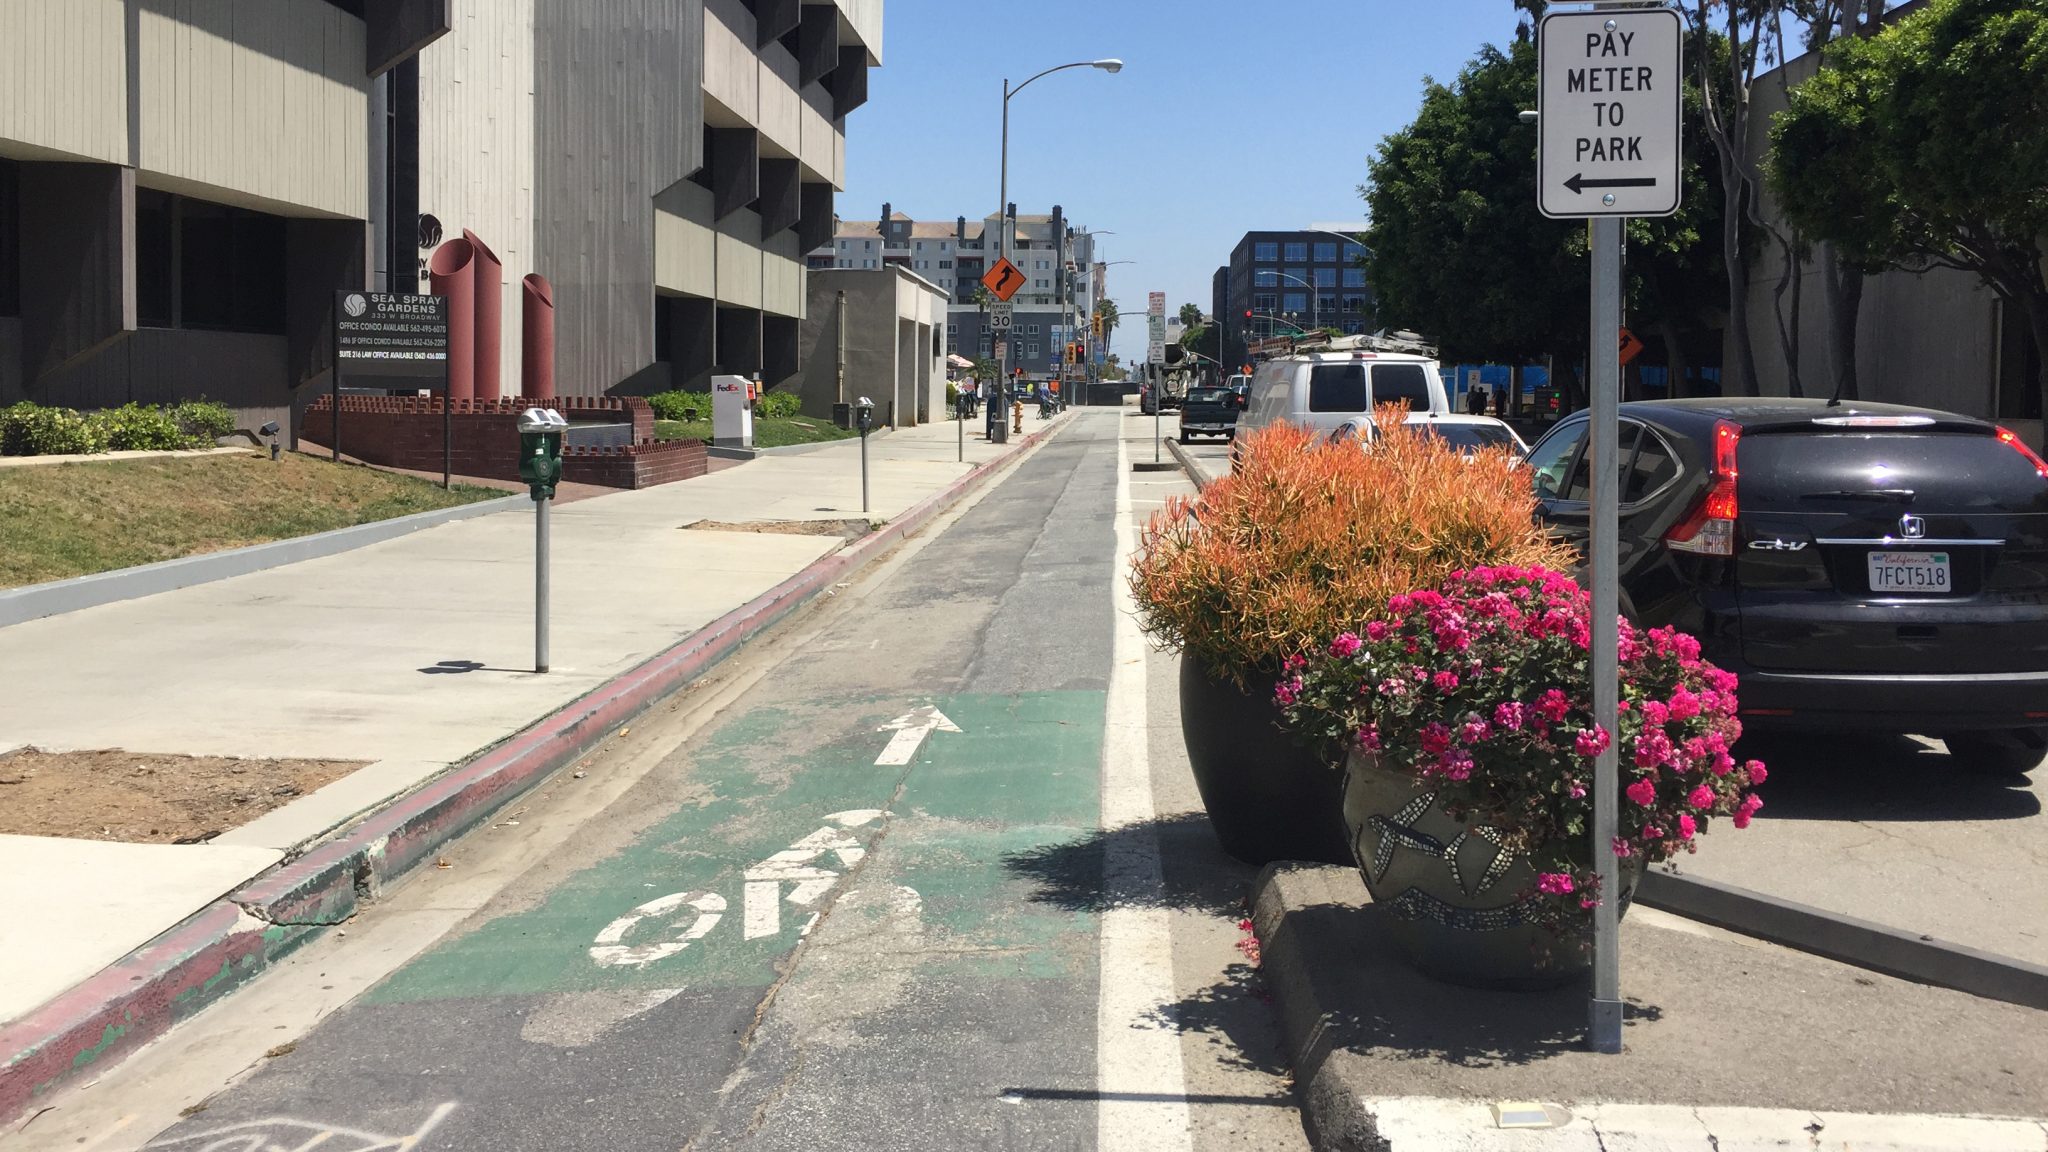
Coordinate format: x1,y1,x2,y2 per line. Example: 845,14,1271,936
300,395,703,489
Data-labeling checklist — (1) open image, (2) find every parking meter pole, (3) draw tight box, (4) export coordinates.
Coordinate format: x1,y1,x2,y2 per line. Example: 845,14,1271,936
957,398,964,463
860,424,870,514
1154,371,1162,464
534,494,550,674
1588,214,1624,1055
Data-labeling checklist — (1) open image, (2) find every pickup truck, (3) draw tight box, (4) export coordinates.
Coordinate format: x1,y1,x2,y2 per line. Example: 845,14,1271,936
1177,385,1246,443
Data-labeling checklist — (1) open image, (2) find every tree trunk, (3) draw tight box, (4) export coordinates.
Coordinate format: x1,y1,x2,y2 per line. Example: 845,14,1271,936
1657,319,1690,399
1772,234,1804,397
1824,246,1864,403
1721,170,1760,396
2026,293,2048,454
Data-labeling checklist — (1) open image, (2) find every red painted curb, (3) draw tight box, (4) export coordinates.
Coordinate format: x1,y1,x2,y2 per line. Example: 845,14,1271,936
0,419,1065,1125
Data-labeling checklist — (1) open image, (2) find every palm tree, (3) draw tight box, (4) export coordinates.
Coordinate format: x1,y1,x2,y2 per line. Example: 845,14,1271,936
1094,297,1120,339
1178,302,1204,331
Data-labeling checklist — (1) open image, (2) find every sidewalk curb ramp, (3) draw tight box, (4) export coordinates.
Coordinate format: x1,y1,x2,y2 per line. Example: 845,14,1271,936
0,494,527,628
0,420,1068,1125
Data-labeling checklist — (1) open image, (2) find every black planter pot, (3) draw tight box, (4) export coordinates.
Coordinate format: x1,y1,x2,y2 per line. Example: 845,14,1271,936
1178,656,1351,866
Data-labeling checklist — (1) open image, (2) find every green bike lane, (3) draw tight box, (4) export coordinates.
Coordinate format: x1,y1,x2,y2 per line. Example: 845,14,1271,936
138,419,1124,1152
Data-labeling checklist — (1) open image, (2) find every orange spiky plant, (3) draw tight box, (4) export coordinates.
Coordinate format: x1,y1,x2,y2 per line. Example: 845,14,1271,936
1130,409,1573,688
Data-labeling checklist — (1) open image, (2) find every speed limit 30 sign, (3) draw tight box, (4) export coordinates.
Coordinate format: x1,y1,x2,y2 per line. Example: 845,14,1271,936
1538,8,1682,219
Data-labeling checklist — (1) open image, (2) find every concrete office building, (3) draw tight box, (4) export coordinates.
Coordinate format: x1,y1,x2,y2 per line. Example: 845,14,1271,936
1737,3,2042,447
810,205,1098,381
1215,225,1374,369
0,0,881,434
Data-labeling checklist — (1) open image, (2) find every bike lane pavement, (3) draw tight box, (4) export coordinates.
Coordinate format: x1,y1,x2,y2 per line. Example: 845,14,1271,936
133,420,1123,1152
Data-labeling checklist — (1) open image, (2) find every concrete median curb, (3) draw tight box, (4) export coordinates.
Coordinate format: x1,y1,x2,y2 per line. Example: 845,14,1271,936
0,494,526,629
0,420,1067,1126
1637,869,2048,1011
1163,436,1223,488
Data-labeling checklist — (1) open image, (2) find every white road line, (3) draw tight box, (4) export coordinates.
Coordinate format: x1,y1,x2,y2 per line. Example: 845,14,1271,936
1098,430,1193,1151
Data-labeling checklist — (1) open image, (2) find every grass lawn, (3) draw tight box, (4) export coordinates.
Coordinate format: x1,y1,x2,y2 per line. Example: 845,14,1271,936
655,415,858,449
0,451,504,589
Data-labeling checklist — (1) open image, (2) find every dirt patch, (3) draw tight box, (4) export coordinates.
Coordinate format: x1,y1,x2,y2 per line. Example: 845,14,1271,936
683,518,872,540
0,747,365,843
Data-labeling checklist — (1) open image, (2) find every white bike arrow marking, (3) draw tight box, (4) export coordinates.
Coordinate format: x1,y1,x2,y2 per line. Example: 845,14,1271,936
589,891,726,968
874,705,961,766
743,809,883,940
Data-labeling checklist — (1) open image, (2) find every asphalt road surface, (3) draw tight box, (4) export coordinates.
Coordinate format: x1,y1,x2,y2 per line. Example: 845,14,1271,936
44,410,1306,1152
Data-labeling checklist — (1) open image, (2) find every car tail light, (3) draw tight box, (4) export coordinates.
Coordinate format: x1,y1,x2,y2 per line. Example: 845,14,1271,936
1997,426,2048,479
1665,420,1741,557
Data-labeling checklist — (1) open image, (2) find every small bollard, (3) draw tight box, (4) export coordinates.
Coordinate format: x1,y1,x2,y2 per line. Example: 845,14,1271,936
1011,399,1024,434
516,407,568,673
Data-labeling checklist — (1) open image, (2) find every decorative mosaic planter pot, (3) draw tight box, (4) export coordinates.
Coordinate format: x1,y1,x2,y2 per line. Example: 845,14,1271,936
1340,750,1639,988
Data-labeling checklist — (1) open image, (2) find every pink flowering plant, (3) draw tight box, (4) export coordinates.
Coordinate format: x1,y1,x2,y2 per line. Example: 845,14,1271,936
1275,565,1765,927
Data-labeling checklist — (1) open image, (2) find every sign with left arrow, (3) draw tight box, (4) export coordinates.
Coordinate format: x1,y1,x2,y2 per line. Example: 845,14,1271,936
1537,8,1681,219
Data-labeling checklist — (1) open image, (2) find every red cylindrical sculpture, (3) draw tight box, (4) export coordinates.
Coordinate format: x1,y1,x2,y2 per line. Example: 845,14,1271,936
427,237,476,402
522,273,556,401
464,229,504,401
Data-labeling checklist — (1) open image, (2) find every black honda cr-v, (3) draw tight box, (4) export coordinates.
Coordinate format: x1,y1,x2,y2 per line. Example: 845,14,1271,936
1525,398,2048,765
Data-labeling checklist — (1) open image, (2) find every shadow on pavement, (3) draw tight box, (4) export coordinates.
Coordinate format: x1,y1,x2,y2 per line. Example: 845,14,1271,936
1290,902,1663,1070
1142,962,1296,1079
1001,812,1256,917
1739,732,2041,823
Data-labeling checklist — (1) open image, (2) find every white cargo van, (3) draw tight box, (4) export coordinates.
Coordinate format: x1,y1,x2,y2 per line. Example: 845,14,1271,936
1234,350,1451,465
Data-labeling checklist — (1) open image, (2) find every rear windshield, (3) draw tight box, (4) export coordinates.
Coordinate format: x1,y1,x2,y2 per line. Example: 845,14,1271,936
1372,363,1433,409
1308,365,1369,412
1741,430,2048,512
1185,389,1229,404
1418,423,1516,452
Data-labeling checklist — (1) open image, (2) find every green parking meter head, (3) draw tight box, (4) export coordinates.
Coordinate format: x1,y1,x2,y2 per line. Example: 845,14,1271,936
855,396,874,433
517,407,568,499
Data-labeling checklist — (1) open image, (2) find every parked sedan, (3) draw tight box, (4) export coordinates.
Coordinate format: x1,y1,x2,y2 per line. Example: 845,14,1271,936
1525,398,2048,768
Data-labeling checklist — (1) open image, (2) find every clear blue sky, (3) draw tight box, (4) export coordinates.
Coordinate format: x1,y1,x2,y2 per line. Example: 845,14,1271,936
839,0,1526,362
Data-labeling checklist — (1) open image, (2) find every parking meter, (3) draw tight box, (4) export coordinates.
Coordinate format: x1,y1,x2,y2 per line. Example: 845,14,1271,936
517,407,567,501
855,396,874,513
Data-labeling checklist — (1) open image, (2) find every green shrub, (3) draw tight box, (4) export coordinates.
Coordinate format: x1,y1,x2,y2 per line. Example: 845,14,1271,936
645,390,697,422
95,402,188,451
170,399,236,444
757,390,801,419
1,402,111,456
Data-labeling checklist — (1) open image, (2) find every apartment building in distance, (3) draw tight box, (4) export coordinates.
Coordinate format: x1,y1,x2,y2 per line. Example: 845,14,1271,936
810,204,1099,380
0,0,882,436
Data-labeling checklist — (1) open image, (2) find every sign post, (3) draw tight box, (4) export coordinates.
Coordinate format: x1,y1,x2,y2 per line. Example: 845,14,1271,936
1537,3,1681,1057
334,291,453,486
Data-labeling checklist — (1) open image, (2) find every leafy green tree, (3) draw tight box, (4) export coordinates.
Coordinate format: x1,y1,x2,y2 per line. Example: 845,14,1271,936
1361,38,1723,401
1094,297,1121,341
1178,302,1204,331
1768,0,2048,427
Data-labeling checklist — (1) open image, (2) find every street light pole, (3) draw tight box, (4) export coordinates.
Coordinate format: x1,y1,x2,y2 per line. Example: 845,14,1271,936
996,58,1121,440
1271,269,1319,332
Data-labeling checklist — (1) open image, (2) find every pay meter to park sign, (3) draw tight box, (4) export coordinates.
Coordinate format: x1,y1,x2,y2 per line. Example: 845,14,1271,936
1536,4,1681,1058
1537,7,1682,219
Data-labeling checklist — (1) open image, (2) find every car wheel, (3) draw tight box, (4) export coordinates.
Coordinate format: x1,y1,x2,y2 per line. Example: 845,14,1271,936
1177,434,1190,445
1941,731,2045,777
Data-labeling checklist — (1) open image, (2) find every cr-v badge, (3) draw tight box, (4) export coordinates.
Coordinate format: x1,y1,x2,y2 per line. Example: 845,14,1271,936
1748,539,1809,552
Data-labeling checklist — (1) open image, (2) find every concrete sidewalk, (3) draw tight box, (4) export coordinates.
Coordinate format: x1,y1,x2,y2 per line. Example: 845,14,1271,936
1254,863,2048,1151
0,414,1052,1033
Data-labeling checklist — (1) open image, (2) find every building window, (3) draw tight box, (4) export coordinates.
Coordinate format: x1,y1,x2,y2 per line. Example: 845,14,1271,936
1284,242,1308,261
1343,268,1367,288
939,260,952,269
1285,268,1309,288
947,323,958,336
1027,324,1040,335
838,240,848,249
136,188,285,334
1313,268,1336,288
1254,270,1278,288
865,240,873,250
1027,343,1040,356
1343,294,1371,314
1254,241,1279,261
1035,279,1048,289
1319,294,1338,315
1253,293,1277,314
916,241,925,251
1344,242,1366,262
1314,242,1338,263
1283,292,1308,313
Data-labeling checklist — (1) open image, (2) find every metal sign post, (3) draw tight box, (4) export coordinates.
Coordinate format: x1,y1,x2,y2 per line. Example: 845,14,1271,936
1536,4,1682,1056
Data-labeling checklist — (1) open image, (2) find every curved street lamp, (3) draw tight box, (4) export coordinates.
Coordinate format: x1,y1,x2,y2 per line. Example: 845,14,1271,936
991,58,1122,435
